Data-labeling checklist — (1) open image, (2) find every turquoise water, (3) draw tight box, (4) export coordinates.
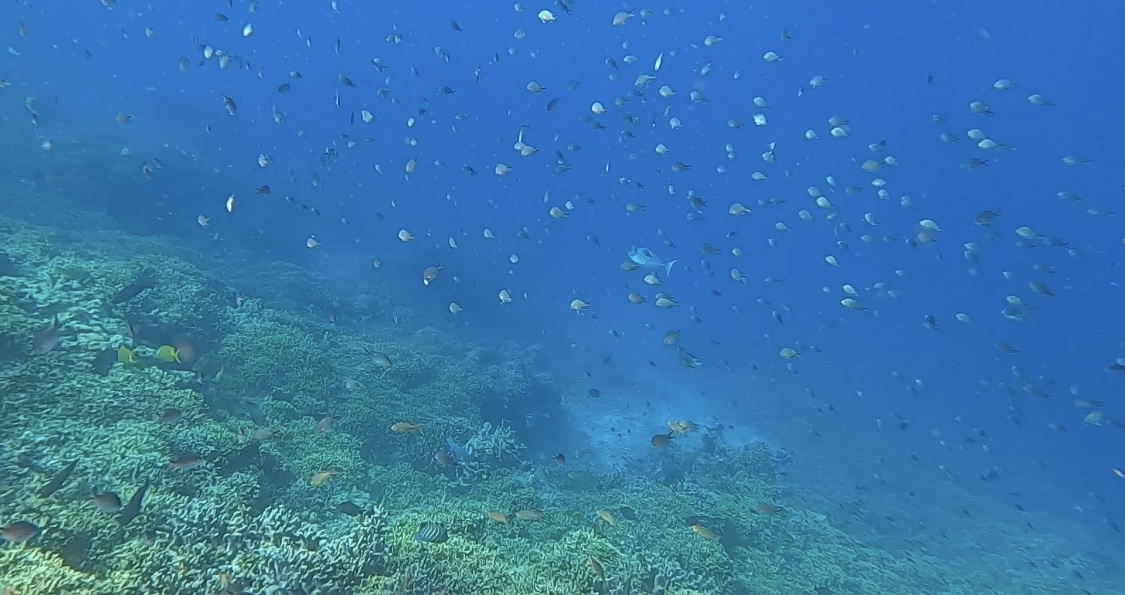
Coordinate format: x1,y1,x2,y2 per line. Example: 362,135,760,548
0,1,1121,594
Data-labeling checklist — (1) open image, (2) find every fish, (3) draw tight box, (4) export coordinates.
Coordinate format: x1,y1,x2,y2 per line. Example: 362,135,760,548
337,501,364,516
1,520,40,543
668,420,695,435
92,490,123,513
154,345,181,363
38,459,77,498
514,509,544,521
119,479,150,526
487,511,509,524
315,415,337,432
651,432,674,447
627,247,678,275
691,523,717,540
169,453,202,470
588,556,606,580
391,422,422,433
755,502,782,515
596,509,616,526
310,470,338,486
92,348,118,375
362,348,393,368
32,314,60,353
446,437,469,463
413,522,448,543
117,345,137,364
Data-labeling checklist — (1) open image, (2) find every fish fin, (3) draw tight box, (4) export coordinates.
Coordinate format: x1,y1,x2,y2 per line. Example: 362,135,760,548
665,260,678,276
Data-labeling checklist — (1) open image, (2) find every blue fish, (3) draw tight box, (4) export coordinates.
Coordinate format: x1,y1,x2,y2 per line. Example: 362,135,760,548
446,436,469,463
628,246,677,275
413,522,448,543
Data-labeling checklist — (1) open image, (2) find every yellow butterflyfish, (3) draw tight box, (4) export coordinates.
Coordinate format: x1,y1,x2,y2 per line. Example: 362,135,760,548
117,346,137,364
154,345,181,363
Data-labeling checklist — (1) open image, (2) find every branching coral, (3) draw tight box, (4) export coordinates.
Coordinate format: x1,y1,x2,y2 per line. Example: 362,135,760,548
102,500,390,594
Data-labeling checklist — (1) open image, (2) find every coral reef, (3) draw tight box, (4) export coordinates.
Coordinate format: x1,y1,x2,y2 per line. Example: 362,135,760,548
6,206,1097,595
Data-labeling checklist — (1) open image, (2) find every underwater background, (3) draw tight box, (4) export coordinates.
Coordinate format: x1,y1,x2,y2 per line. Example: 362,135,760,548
1,1,1123,594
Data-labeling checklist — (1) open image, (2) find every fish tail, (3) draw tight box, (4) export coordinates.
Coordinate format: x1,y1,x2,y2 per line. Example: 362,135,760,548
665,260,678,276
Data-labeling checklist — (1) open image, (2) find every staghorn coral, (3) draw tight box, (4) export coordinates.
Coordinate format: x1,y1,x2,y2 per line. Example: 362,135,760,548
0,546,102,595
102,499,390,594
465,420,526,466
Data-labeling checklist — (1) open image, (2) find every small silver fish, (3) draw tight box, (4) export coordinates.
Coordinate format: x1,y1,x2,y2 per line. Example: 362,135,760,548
32,314,60,354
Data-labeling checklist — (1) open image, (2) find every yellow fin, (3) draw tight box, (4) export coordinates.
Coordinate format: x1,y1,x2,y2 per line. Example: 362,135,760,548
155,345,181,363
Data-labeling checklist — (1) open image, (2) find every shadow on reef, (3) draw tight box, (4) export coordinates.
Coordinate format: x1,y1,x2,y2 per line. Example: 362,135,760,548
478,377,574,454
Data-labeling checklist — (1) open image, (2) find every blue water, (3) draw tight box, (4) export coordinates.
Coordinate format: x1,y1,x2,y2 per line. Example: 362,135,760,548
2,1,1123,594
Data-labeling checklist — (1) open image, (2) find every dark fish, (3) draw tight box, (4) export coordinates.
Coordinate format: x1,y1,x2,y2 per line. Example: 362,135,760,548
32,314,60,354
587,388,601,398
255,185,271,195
277,83,291,93
111,270,156,303
93,490,123,513
92,348,117,375
38,459,77,498
315,415,337,433
120,479,150,526
170,453,202,470
1,520,40,543
336,501,364,516
160,408,183,423
413,522,448,543
618,506,637,521
363,348,392,368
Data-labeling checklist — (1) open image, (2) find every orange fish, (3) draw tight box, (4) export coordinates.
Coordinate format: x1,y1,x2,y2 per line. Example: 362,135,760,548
651,432,674,448
596,509,616,526
690,524,716,541
390,422,422,433
487,511,509,524
310,470,338,486
514,509,544,521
